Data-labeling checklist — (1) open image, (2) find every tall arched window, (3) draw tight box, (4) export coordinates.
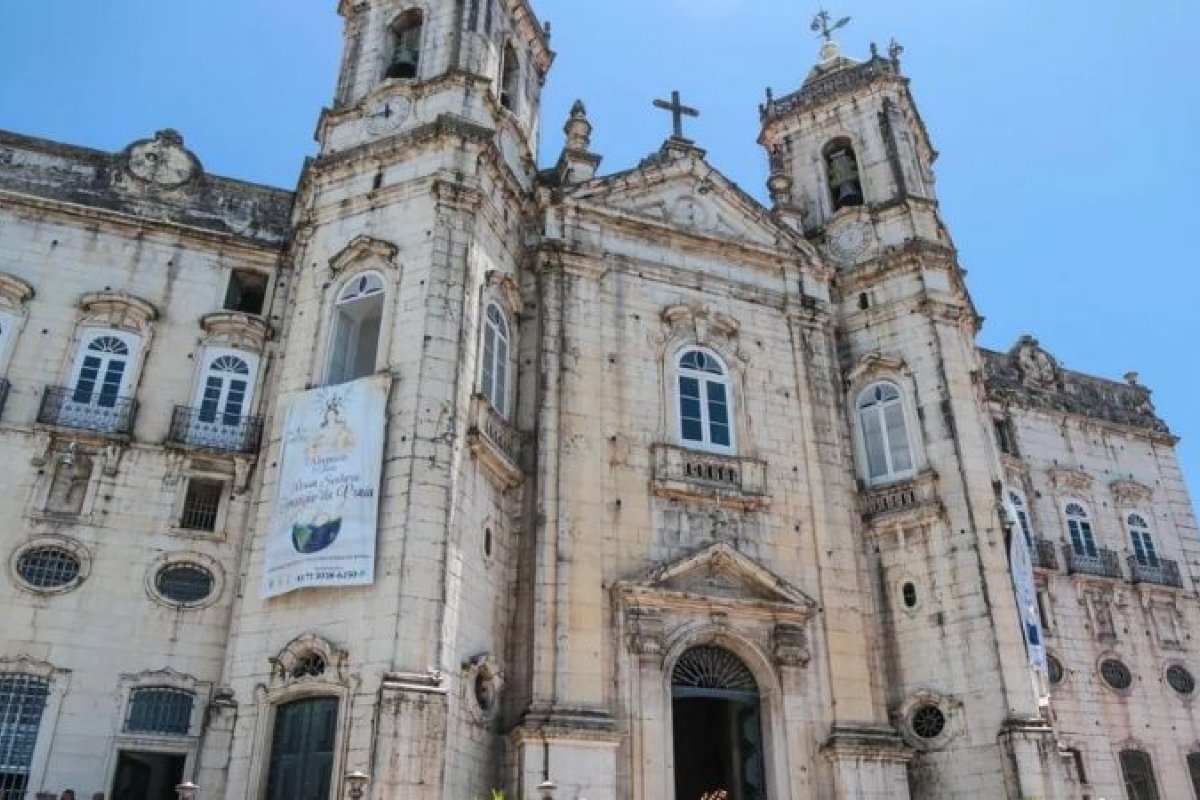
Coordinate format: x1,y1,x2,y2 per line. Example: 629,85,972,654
326,273,384,386
1065,503,1097,558
385,10,423,80
198,353,254,425
823,138,864,210
1127,513,1159,568
500,43,520,111
1007,490,1033,548
71,331,138,407
1118,749,1161,800
480,303,511,418
265,697,339,800
676,348,734,453
856,382,914,484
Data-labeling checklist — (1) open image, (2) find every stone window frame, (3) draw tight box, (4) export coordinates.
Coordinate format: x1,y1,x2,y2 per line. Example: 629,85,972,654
815,131,870,218
499,39,522,112
30,440,107,520
188,345,263,424
170,469,234,539
0,655,70,796
1125,511,1160,568
1113,744,1163,800
383,5,428,82
1096,653,1136,696
478,296,516,420
247,635,353,800
1061,499,1100,558
1163,660,1197,701
313,237,401,389
0,271,34,376
59,291,158,402
1045,651,1067,688
105,669,210,795
896,690,960,751
144,550,225,611
9,535,92,597
672,345,738,456
844,355,927,489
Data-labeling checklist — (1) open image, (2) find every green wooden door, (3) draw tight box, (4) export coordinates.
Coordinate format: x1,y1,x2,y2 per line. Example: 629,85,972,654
266,698,339,800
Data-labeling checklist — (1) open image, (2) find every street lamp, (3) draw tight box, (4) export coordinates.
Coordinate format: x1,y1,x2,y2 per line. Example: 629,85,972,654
536,780,558,800
175,782,199,800
345,770,370,800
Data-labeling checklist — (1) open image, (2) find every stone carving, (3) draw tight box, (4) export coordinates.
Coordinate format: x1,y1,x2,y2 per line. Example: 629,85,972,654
1014,336,1058,388
1049,467,1093,494
124,130,198,188
1110,479,1154,507
1149,600,1182,649
626,608,665,656
773,623,811,667
45,448,92,515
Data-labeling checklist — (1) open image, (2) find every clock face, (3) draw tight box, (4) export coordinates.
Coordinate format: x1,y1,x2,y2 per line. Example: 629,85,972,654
829,221,873,263
365,98,411,135
127,136,196,187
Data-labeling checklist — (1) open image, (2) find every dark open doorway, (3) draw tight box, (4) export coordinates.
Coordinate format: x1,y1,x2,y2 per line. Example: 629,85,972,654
111,751,185,800
672,645,766,800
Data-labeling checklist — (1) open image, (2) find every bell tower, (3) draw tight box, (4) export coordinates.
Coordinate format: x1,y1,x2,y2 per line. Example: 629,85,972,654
760,21,1073,800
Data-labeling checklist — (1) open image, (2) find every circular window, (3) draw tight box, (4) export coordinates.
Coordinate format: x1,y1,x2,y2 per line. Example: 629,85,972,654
16,546,82,590
155,564,215,605
1167,665,1196,696
1047,655,1065,686
911,705,946,740
1100,659,1133,691
902,582,918,609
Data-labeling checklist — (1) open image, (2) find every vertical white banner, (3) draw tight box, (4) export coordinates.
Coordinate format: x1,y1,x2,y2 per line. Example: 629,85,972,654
1006,500,1048,698
262,376,388,598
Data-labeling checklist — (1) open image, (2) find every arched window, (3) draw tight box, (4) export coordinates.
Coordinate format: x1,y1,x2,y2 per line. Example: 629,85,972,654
500,43,520,111
856,382,914,484
385,9,423,80
71,331,138,407
1065,503,1097,558
823,138,864,210
265,697,339,800
480,303,511,417
675,348,734,453
1118,749,1161,800
326,273,384,386
1127,513,1159,567
198,353,254,425
1007,490,1033,548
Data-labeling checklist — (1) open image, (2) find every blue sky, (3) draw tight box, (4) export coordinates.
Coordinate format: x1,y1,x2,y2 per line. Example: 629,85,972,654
1,1,1198,510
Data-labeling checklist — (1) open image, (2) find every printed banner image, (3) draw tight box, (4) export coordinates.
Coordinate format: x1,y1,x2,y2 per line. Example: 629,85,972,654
262,375,388,598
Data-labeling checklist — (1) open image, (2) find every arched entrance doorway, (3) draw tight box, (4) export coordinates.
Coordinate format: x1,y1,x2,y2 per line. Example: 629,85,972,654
672,645,767,800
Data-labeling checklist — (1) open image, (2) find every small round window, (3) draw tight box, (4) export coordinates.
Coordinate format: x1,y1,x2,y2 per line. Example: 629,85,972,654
911,705,946,739
155,564,215,605
1167,665,1196,696
1047,655,1065,686
16,546,82,590
1100,659,1133,691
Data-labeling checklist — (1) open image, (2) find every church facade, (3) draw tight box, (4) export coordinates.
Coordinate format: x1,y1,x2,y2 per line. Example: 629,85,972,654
0,3,1198,800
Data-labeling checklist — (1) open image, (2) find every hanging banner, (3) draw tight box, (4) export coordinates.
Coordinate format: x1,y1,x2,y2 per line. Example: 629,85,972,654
262,376,388,598
1005,499,1048,696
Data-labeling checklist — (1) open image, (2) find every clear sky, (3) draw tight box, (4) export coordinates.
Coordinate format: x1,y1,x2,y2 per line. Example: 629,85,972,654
1,1,1197,510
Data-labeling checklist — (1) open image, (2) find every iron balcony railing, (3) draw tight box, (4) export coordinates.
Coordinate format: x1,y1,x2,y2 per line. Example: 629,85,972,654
1061,544,1123,580
37,385,137,435
1033,538,1059,571
167,405,264,454
1128,556,1184,589
0,378,9,420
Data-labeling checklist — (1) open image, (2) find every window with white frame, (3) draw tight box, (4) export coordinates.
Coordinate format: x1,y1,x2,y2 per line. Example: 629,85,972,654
0,311,16,367
326,272,384,386
197,352,256,425
70,330,139,407
1065,503,1097,557
0,672,50,800
480,303,511,418
1007,490,1033,548
1127,513,1159,567
856,382,914,484
675,348,734,453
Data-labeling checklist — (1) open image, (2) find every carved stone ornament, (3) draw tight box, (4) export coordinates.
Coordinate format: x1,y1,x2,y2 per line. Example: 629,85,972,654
772,623,811,667
626,608,666,657
1049,467,1093,494
1110,478,1154,507
658,304,740,350
0,272,34,311
328,235,399,275
124,130,200,188
1014,336,1059,389
200,312,272,353
78,291,158,333
270,633,349,687
827,219,875,264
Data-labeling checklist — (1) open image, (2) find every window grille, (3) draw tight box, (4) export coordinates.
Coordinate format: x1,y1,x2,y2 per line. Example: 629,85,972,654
911,705,946,739
671,646,757,695
1167,665,1196,695
15,546,81,590
1119,749,1161,800
1100,659,1132,690
0,672,50,800
180,479,223,531
125,687,194,736
155,564,215,605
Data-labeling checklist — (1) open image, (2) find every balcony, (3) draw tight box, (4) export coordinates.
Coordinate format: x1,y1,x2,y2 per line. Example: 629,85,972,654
37,385,137,435
167,405,264,454
650,443,769,510
1128,556,1184,589
861,470,941,525
0,378,8,419
1033,538,1059,571
467,394,525,489
1061,544,1122,580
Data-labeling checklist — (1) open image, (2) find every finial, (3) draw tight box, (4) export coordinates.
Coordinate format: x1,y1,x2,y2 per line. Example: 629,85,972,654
870,42,879,58
563,100,592,151
1124,371,1140,386
810,9,851,42
888,37,905,62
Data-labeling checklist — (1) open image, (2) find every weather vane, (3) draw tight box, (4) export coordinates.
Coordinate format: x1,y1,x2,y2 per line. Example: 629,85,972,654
810,9,852,42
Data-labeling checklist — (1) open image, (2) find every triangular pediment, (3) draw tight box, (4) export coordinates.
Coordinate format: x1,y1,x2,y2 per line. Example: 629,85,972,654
564,142,807,252
617,542,816,613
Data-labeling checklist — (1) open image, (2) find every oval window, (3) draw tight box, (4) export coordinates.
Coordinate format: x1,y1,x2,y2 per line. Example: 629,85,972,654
1167,665,1196,696
16,546,82,590
1100,659,1132,691
155,564,215,605
902,582,918,609
1047,655,1065,685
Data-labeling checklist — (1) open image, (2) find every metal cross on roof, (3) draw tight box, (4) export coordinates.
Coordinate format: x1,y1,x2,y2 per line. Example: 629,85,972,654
653,90,700,141
810,8,852,41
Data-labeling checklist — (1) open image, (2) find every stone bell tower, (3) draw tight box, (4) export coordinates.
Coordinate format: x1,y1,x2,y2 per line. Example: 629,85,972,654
206,3,553,800
760,22,1072,799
